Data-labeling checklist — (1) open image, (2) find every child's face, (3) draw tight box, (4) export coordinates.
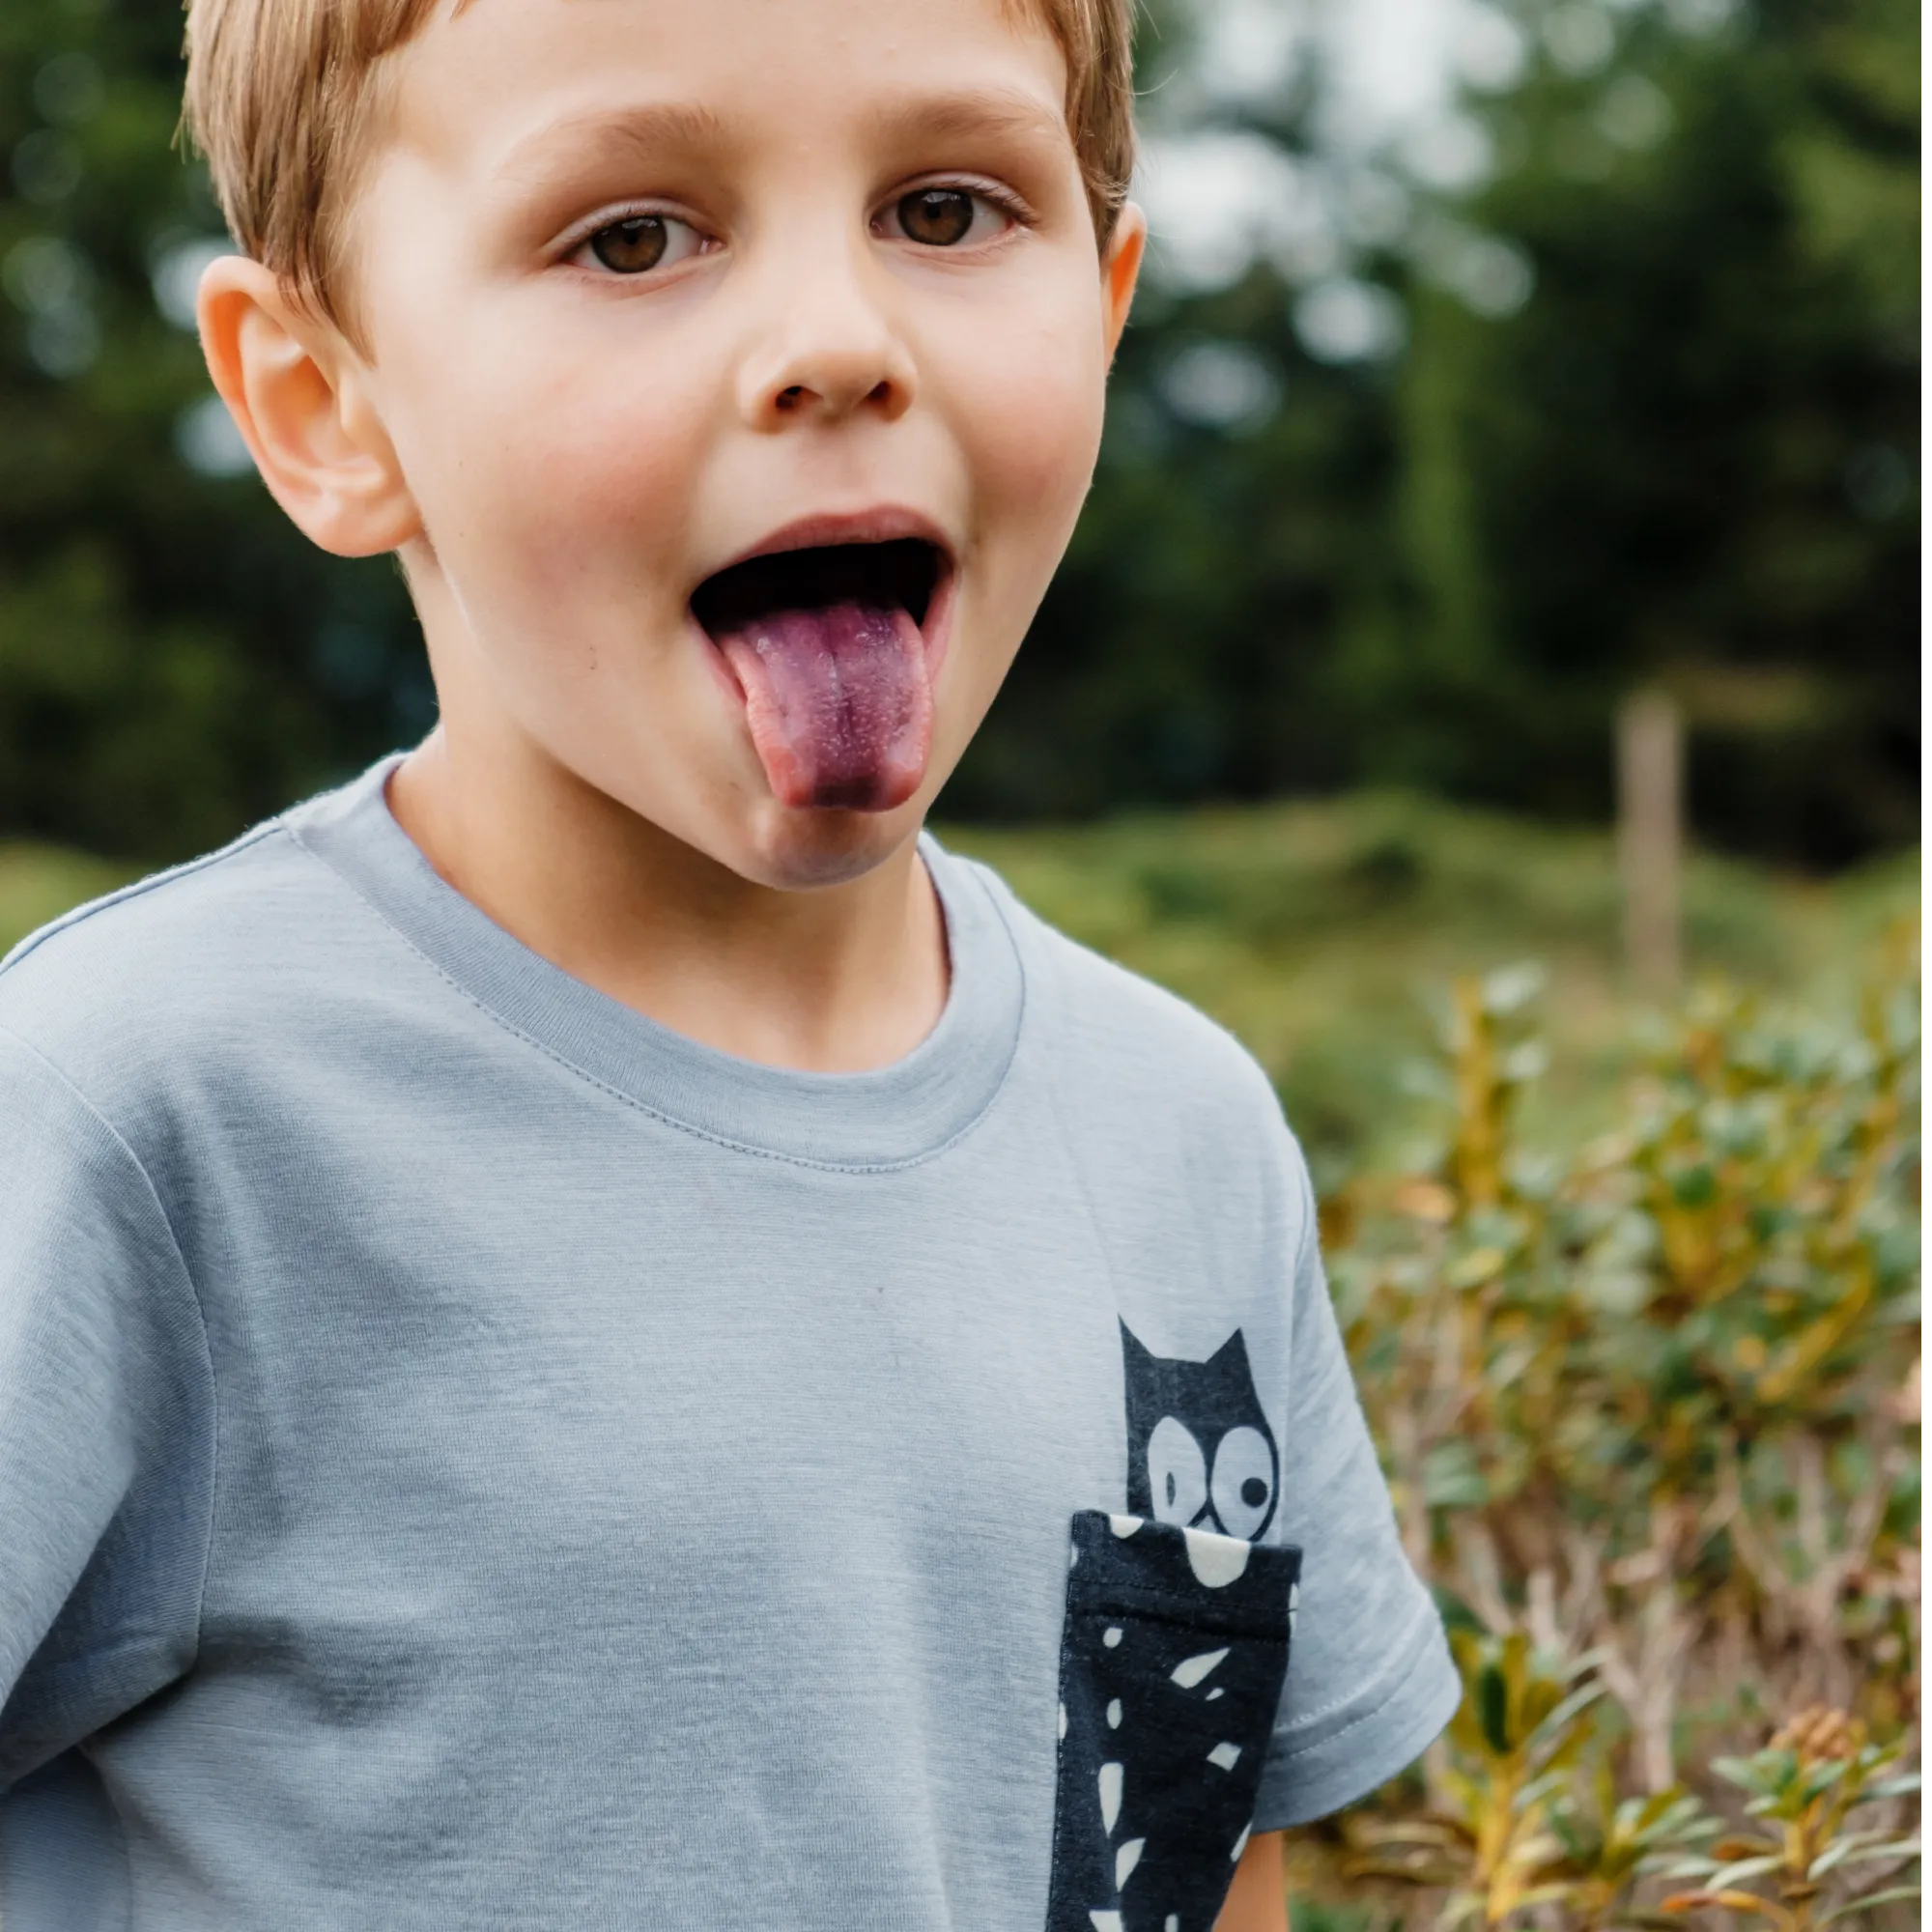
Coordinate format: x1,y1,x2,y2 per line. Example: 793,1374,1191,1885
338,0,1142,888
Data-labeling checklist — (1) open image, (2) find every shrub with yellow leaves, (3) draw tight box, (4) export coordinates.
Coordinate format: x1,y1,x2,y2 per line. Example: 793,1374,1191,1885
1294,923,1919,1931
1341,1631,1717,1930
1656,1706,1919,1929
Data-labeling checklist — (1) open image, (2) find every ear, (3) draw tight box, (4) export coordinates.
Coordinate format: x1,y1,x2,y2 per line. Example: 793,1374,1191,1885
1099,200,1147,367
1204,1327,1255,1381
196,254,422,558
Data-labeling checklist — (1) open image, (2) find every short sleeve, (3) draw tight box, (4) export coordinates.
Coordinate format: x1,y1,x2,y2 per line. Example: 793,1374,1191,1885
0,1025,215,1790
1250,1156,1458,1830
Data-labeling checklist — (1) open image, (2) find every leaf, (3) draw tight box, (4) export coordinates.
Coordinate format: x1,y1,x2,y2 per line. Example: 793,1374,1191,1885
1477,1662,1511,1756
1798,1756,1852,1803
1659,1889,1798,1930
1867,1773,1922,1799
1707,1854,1786,1889
1447,1245,1508,1291
1633,1790,1691,1834
1425,1441,1492,1511
1815,1885,1922,1926
1654,1859,1720,1880
1817,1836,1920,1870
1521,1678,1566,1734
1670,1164,1718,1208
1548,1811,1591,1860
1537,1679,1608,1747
1520,1769,1572,1814
1806,1830,1902,1877
1351,1819,1469,1851
1344,1855,1465,1888
1483,960,1546,1016
1512,1882,1576,1907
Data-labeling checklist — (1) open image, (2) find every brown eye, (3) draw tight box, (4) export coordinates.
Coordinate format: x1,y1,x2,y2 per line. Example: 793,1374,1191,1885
590,216,668,274
896,188,977,246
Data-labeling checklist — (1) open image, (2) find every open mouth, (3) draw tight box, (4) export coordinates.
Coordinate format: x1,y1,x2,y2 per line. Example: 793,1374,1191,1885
692,537,949,813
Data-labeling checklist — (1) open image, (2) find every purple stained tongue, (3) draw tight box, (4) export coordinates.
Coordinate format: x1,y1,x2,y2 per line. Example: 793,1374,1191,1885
715,599,932,811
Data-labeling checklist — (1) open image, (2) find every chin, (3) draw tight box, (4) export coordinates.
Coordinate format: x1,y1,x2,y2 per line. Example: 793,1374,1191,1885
734,795,924,892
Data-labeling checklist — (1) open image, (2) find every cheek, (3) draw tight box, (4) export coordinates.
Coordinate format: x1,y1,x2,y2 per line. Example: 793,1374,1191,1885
929,270,1108,663
945,291,1108,532
384,302,719,622
919,279,1107,759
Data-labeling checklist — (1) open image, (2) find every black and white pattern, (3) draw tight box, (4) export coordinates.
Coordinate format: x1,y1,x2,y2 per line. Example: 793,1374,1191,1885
1044,1510,1300,1932
1122,1321,1279,1542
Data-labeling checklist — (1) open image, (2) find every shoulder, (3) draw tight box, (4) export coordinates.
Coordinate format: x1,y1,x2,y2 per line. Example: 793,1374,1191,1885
950,848,1287,1128
0,805,377,1117
945,848,1310,1224
944,845,1320,1365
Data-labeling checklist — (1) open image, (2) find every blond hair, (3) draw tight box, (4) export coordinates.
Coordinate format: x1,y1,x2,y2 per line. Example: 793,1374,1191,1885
181,0,1137,335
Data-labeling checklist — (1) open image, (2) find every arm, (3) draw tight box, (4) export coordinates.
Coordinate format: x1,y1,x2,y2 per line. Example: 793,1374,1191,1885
1244,1147,1459,1832
0,1028,213,1789
1215,1830,1289,1932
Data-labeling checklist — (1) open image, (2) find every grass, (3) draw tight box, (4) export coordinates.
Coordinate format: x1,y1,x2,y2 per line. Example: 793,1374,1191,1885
4,793,1913,1182
0,842,136,960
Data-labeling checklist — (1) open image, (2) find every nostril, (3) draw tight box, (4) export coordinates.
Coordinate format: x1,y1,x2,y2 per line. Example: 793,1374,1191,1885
776,385,804,412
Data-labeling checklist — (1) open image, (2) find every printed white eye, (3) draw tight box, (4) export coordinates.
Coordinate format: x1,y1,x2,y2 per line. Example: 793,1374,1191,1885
574,213,708,277
1210,1426,1275,1540
1147,1415,1208,1526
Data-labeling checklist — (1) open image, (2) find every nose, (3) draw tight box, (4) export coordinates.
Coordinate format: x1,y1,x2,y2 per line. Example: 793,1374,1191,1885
736,237,917,432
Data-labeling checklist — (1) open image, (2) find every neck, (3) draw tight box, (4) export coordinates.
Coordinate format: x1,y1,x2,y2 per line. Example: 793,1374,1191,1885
385,724,949,1074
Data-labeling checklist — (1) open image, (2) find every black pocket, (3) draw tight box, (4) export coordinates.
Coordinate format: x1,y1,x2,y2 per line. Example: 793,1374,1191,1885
1045,1510,1300,1932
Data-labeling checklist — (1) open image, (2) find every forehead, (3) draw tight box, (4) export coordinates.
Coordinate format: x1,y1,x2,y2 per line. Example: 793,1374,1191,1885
393,0,1071,174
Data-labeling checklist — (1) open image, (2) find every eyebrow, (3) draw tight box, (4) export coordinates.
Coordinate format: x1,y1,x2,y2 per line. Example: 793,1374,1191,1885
497,101,732,194
864,86,1070,156
497,84,1066,196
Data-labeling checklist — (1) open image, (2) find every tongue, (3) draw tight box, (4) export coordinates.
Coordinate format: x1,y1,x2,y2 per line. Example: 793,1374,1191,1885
714,600,932,812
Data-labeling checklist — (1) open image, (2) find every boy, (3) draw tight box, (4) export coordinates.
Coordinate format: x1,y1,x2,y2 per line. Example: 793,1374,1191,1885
0,0,1457,1924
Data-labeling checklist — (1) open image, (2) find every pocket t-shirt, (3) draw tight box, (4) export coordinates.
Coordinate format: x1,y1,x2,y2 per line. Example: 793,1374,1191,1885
0,759,1456,1932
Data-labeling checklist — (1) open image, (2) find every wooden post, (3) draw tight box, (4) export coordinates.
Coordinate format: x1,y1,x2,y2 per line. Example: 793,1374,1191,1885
1617,689,1683,997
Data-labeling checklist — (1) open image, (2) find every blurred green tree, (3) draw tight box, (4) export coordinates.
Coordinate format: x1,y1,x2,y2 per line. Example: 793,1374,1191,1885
954,0,1918,866
0,0,423,861
1382,0,1920,861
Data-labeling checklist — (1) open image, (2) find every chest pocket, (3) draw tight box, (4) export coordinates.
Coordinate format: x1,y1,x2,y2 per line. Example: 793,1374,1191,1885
1045,1511,1299,1932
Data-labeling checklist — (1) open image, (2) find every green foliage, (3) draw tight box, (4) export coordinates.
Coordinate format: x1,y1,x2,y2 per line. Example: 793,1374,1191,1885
1292,921,1919,1930
0,838,128,949
1391,0,1919,863
1345,1635,1718,1928
1657,1710,1920,1928
0,0,426,861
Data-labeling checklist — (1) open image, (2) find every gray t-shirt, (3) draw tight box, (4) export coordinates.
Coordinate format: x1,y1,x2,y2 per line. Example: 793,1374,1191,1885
0,760,1455,1930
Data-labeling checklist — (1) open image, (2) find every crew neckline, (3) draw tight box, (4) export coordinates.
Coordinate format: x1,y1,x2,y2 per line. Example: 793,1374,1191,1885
287,757,1026,1171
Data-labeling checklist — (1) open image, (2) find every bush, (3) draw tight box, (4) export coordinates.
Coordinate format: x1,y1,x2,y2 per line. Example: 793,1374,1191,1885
1295,925,1920,1929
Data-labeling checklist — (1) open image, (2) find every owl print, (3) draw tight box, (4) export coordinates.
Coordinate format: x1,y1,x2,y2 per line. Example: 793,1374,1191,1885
1042,1327,1299,1932
1121,1321,1279,1543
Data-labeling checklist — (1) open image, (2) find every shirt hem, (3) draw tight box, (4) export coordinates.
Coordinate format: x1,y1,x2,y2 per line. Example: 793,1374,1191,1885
1249,1616,1460,1830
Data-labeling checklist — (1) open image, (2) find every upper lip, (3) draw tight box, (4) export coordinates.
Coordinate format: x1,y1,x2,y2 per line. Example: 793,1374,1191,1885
696,506,955,588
